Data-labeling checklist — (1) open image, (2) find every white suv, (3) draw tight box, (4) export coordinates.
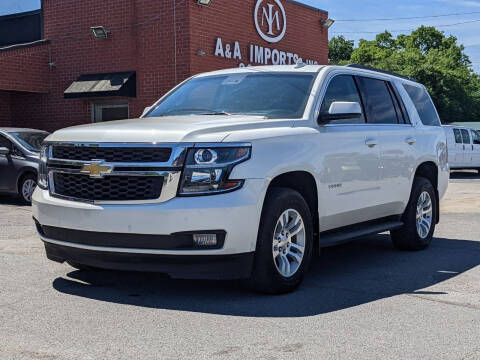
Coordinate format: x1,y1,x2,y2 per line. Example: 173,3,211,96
33,64,449,293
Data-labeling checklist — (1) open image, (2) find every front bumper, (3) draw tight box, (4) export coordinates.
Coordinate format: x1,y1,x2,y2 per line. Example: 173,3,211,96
43,242,254,279
32,179,266,278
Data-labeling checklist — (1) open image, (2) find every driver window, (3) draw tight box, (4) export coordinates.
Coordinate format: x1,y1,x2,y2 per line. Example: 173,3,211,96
320,75,365,124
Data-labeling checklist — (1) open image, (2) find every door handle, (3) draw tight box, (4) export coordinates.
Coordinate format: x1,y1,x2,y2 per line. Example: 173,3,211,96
405,137,416,145
365,139,378,148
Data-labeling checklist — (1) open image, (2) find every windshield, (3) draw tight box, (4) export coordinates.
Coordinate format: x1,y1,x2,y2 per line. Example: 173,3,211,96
146,73,317,119
10,131,49,152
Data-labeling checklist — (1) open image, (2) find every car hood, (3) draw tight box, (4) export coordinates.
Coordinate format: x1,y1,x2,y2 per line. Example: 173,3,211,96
46,115,293,143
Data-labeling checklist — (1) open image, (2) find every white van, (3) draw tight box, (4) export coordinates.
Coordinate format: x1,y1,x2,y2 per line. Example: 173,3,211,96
444,125,480,173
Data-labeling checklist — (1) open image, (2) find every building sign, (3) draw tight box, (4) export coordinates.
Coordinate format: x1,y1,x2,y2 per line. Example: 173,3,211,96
213,0,318,67
254,0,287,43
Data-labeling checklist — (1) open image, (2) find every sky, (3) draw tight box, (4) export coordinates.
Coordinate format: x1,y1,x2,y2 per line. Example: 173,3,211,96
1,0,479,72
301,0,480,73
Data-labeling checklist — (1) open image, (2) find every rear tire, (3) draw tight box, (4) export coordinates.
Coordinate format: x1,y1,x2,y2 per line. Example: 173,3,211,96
391,177,437,251
248,188,313,294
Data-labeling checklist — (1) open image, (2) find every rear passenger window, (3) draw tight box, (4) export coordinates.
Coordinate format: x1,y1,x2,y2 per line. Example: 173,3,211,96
320,75,365,124
461,129,471,144
403,84,441,126
453,129,463,144
356,77,399,124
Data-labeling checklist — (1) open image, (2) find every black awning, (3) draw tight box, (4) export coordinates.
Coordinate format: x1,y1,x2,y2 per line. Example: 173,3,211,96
64,71,136,99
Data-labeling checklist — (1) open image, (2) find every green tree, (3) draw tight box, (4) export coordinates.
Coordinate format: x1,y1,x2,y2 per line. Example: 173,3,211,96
350,26,480,123
328,35,355,64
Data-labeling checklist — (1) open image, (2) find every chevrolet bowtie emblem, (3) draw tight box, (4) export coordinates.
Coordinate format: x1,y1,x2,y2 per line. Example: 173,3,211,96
81,161,113,178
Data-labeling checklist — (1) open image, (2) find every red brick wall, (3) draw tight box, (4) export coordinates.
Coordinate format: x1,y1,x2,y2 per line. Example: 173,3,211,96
3,0,328,132
0,92,12,127
189,0,329,74
0,42,50,93
9,0,191,131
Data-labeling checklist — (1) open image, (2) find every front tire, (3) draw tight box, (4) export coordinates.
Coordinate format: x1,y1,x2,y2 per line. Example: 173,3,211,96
391,177,437,251
19,173,37,204
248,188,313,294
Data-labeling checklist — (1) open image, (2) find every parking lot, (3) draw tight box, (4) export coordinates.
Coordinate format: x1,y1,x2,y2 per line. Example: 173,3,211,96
0,174,479,360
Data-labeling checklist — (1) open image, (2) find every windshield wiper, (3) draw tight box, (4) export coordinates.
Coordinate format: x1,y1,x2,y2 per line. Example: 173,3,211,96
159,108,234,116
198,111,234,116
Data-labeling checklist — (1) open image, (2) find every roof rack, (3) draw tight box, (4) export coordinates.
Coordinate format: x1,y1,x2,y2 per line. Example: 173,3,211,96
345,64,415,81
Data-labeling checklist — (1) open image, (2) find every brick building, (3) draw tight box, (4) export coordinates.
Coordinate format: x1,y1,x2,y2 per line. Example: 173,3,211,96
0,0,329,131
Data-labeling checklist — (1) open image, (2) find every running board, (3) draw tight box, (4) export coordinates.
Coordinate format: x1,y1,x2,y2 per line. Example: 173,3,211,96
319,220,404,248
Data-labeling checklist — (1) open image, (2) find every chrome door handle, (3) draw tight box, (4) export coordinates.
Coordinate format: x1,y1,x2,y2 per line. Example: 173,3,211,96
405,138,416,145
365,139,378,148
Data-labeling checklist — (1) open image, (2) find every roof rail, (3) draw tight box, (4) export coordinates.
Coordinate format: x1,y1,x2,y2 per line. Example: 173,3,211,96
345,64,415,81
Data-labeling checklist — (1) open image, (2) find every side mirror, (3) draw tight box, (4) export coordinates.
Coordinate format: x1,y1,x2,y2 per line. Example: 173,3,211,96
0,147,10,156
319,101,362,123
141,106,152,117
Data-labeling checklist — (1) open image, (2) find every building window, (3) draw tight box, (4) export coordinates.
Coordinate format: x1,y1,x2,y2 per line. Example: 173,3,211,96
92,102,129,123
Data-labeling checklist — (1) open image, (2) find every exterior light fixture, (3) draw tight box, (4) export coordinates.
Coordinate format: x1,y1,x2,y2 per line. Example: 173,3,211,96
91,26,110,39
320,19,335,28
197,0,212,6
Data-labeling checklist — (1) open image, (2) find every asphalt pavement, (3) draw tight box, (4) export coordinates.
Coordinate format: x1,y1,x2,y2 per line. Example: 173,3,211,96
0,174,479,360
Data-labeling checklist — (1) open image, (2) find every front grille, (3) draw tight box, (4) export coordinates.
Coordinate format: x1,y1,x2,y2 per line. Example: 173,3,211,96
52,146,172,163
53,173,163,201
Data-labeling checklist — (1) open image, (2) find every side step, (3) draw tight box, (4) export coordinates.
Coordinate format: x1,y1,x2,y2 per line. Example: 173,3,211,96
319,220,404,248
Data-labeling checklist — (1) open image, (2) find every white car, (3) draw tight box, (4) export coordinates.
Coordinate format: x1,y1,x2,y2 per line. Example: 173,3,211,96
443,125,480,173
32,64,449,293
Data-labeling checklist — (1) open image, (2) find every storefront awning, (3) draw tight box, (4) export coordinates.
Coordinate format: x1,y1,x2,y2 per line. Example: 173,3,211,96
64,72,136,99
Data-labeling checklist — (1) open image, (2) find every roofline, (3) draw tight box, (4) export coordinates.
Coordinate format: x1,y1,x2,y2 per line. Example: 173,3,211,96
285,0,328,15
0,39,50,53
0,9,42,21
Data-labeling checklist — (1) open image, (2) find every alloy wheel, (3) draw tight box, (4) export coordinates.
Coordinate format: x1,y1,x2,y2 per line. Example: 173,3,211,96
272,209,306,277
416,191,433,239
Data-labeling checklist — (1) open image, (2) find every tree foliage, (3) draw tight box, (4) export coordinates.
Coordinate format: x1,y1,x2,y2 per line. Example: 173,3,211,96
331,26,480,123
328,35,355,64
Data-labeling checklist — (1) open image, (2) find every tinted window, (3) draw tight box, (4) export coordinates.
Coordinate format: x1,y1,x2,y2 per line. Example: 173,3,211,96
320,75,365,124
403,84,441,126
389,83,411,124
473,131,480,145
147,73,316,119
356,77,399,124
0,135,12,149
461,129,471,144
453,129,463,144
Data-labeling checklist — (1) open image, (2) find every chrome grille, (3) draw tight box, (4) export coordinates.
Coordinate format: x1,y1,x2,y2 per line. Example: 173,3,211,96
51,146,172,163
53,173,163,201
46,143,188,204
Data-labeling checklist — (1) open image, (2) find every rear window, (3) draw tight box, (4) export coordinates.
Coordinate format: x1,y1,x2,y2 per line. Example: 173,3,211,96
403,84,441,126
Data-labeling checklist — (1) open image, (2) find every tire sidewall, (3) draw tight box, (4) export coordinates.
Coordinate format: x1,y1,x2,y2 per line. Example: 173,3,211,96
252,188,313,292
406,178,437,247
19,174,37,204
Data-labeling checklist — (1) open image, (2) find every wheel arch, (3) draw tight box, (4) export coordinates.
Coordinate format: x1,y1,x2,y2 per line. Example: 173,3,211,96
16,167,37,194
413,161,440,224
265,171,319,237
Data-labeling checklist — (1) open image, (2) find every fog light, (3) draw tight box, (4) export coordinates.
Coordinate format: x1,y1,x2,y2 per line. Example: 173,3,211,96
193,234,217,247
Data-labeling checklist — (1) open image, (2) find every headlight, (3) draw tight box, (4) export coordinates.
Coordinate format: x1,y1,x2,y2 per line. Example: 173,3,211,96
38,145,49,190
179,145,251,196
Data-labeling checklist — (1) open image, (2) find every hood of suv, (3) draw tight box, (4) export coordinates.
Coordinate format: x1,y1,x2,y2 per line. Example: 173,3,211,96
46,115,290,143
